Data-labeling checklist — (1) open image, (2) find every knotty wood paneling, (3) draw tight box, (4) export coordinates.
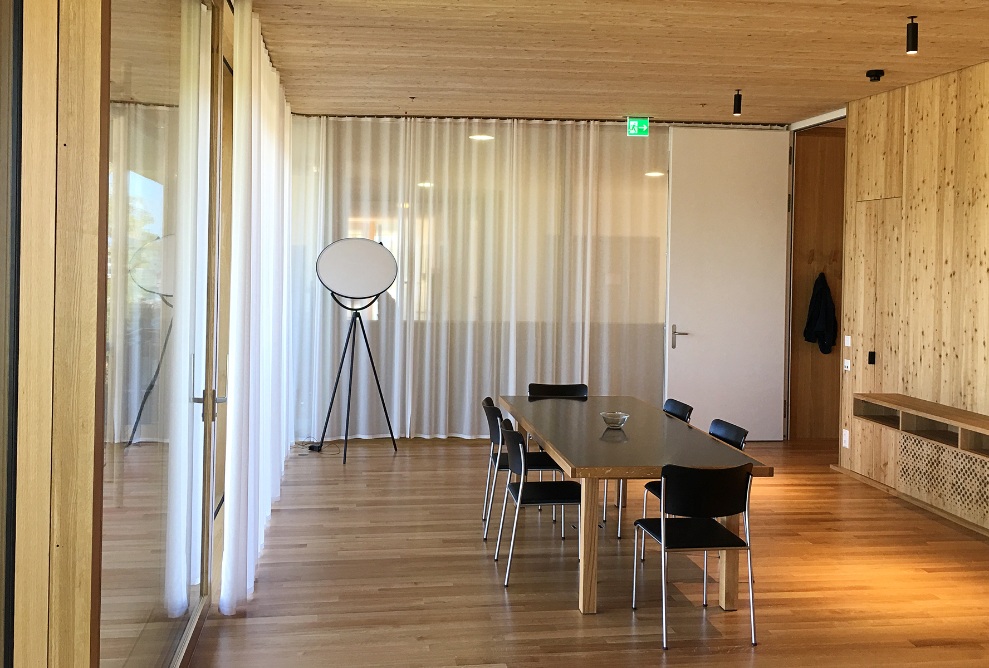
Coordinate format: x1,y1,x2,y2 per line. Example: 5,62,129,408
853,88,904,201
900,62,989,414
840,60,989,517
789,127,844,440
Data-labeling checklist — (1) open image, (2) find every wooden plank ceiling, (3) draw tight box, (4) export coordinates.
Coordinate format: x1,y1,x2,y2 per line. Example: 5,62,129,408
252,0,989,124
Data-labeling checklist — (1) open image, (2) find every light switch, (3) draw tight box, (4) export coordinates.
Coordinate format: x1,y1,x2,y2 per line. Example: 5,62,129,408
842,429,849,448
844,335,851,347
843,359,851,371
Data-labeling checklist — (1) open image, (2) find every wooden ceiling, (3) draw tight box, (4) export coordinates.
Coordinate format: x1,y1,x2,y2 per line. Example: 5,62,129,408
252,0,989,124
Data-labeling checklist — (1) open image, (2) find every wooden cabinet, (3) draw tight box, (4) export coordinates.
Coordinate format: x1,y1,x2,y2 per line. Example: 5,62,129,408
852,393,989,530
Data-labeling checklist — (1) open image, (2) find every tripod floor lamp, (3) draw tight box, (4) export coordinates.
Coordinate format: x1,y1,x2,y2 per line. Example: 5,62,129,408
310,238,398,463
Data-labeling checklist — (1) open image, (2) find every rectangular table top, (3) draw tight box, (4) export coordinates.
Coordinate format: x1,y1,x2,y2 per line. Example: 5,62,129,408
499,395,774,479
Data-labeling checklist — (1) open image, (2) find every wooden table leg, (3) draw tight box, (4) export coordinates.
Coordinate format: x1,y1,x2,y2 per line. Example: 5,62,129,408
578,477,600,613
719,513,740,611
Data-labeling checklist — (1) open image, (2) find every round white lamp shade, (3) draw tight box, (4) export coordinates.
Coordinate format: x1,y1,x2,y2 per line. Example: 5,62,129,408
316,238,398,300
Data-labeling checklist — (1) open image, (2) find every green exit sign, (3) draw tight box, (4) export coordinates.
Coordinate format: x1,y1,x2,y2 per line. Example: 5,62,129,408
627,117,649,136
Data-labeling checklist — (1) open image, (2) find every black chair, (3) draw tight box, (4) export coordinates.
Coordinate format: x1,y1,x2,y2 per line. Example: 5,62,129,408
709,418,748,451
481,398,562,541
495,420,582,586
527,382,588,399
631,463,756,649
662,398,693,423
642,416,749,526
635,398,695,537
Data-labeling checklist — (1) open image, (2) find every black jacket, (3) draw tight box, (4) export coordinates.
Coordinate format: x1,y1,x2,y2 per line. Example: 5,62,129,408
803,272,837,354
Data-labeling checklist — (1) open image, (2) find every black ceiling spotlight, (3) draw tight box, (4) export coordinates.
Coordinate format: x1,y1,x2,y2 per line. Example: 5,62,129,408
906,16,919,55
733,89,742,116
866,69,885,82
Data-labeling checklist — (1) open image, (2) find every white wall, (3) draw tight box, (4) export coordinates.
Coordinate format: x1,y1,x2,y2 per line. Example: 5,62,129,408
665,127,790,440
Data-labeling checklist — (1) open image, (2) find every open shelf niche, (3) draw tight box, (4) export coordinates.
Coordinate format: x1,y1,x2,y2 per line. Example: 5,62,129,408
852,393,989,454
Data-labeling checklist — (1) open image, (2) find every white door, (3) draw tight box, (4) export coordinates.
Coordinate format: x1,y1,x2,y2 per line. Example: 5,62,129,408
665,127,791,440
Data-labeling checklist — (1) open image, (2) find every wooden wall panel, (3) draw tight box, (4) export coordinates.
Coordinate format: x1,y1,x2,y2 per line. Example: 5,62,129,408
15,0,109,664
15,0,59,662
950,64,989,416
852,88,904,201
840,59,989,497
874,197,902,392
789,127,844,440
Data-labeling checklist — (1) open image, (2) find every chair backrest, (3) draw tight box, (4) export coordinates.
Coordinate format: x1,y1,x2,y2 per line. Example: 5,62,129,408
662,398,693,423
500,419,527,476
709,418,748,450
661,464,753,519
527,383,588,400
482,399,503,445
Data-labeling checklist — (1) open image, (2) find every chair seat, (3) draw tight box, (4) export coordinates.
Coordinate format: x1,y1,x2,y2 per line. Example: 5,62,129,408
634,516,748,551
508,480,582,506
490,450,562,472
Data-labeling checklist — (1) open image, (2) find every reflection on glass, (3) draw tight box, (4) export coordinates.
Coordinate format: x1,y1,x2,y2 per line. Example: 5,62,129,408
101,0,211,664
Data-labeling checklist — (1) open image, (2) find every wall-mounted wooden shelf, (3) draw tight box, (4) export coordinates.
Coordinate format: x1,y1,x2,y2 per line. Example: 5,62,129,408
852,393,989,454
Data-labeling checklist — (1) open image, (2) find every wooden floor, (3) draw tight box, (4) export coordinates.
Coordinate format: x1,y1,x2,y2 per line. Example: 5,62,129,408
191,438,989,667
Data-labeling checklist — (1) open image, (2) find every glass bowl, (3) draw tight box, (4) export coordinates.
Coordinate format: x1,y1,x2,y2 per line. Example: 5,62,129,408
600,411,629,429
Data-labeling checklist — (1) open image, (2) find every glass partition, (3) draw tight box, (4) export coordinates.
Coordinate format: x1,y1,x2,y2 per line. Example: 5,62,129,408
101,0,213,663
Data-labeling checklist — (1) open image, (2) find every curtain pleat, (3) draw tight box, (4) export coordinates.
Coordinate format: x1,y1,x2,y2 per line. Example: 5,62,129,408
291,118,669,440
219,4,293,615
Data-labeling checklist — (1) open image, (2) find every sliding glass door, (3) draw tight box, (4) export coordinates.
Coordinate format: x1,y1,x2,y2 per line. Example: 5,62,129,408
101,0,224,663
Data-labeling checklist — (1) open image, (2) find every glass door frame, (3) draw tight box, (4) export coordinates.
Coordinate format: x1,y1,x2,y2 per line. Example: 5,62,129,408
173,0,227,662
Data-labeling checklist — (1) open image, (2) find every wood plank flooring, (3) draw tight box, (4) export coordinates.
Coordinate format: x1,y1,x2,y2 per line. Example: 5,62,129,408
191,438,989,666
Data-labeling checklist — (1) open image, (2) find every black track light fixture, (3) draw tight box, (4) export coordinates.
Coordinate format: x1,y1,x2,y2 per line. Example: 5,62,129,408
733,89,742,117
906,16,918,55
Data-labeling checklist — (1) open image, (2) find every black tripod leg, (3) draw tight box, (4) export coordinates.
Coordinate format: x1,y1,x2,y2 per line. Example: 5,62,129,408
356,313,398,452
342,317,358,464
312,312,357,452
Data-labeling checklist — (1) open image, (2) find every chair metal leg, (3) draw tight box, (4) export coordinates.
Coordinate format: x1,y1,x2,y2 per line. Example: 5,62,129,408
504,500,522,587
617,479,624,539
631,526,639,609
552,471,557,522
483,469,504,541
703,551,708,607
640,491,648,561
561,505,566,539
482,446,496,521
602,479,608,522
661,544,669,650
494,482,511,560
747,550,757,646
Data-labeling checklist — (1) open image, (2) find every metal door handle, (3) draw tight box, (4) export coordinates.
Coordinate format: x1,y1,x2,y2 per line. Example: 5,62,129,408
193,391,227,421
193,392,227,404
671,324,690,349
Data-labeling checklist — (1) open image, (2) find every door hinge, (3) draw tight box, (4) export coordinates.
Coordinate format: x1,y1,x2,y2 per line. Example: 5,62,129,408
783,399,788,419
787,193,792,212
789,145,794,164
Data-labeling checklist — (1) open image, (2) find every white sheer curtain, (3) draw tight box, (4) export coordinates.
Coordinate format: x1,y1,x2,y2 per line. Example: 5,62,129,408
219,2,293,615
292,118,668,440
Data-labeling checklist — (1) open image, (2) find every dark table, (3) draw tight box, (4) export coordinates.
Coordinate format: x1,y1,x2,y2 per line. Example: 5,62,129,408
499,395,774,614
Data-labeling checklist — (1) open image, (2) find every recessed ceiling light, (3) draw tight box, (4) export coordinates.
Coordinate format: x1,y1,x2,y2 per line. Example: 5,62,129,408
417,182,433,188
469,134,494,141
645,171,665,177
